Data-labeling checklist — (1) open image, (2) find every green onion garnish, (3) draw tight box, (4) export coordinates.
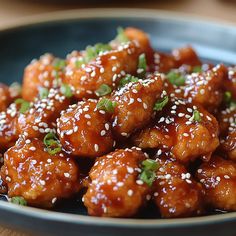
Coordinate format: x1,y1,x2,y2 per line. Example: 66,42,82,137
166,71,185,86
96,98,117,113
193,110,201,122
39,87,49,99
153,96,169,111
95,84,112,97
14,98,30,114
43,132,61,155
75,59,85,68
137,53,147,77
224,91,232,104
192,66,202,73
85,43,112,62
9,82,22,96
115,27,129,43
11,196,27,206
140,159,159,187
60,83,73,98
53,59,66,71
119,75,139,87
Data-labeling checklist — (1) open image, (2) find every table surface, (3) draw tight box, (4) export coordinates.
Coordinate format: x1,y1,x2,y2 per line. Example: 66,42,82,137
0,0,236,235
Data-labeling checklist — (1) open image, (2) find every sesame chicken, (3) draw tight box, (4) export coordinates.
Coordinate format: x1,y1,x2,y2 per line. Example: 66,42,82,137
1,27,236,219
153,157,204,218
2,137,80,208
183,64,227,111
196,156,236,211
0,103,20,152
133,98,219,164
22,54,65,102
83,148,149,217
64,28,153,99
151,46,201,73
18,88,71,139
57,99,114,157
111,74,163,138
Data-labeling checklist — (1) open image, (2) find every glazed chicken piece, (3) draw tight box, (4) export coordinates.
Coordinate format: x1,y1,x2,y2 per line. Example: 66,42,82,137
64,28,153,99
22,54,65,102
218,106,236,160
133,98,219,164
111,74,163,139
0,103,20,152
2,137,80,208
0,83,21,112
151,46,201,73
196,156,236,211
18,88,70,139
57,99,114,157
224,67,236,100
183,64,227,111
153,157,204,218
83,148,150,217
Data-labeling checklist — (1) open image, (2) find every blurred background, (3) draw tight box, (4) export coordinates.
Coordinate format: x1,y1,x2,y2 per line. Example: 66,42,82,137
0,0,236,27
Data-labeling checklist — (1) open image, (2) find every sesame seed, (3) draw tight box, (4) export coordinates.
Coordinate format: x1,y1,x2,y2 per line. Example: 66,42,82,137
136,180,144,185
224,175,230,179
40,180,46,185
64,173,70,178
127,189,133,196
94,144,99,152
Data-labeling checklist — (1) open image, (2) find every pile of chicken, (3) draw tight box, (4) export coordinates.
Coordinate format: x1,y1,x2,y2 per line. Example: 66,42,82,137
0,27,235,218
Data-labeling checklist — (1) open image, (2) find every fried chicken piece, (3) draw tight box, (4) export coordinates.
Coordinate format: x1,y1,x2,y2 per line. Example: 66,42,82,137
0,103,20,152
111,74,163,138
196,156,236,211
57,99,114,157
18,88,70,139
222,130,236,161
224,67,236,100
183,64,227,111
64,29,152,99
218,106,236,160
153,157,204,218
22,54,65,101
2,137,80,208
151,46,201,73
0,83,21,112
83,148,149,217
133,98,219,164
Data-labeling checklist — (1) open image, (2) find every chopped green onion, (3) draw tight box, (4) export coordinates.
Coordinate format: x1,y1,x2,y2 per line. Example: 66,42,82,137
119,75,139,87
230,101,236,109
96,98,117,113
53,59,66,70
137,53,147,77
39,87,49,99
153,96,169,111
9,82,22,97
95,84,112,97
192,66,202,73
11,196,27,206
85,43,112,62
193,110,201,122
115,27,129,43
166,71,185,86
43,132,61,155
14,98,30,114
224,91,232,104
60,83,73,98
140,159,159,187
75,59,85,68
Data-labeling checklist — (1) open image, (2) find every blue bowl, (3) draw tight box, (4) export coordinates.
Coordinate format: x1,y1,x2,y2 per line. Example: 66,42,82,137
0,8,236,236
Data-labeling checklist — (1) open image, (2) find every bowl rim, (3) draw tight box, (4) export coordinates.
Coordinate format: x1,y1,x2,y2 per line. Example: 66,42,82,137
0,8,236,227
1,8,236,32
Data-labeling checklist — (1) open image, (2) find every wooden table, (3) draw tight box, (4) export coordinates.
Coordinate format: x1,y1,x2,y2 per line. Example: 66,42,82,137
0,0,236,235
